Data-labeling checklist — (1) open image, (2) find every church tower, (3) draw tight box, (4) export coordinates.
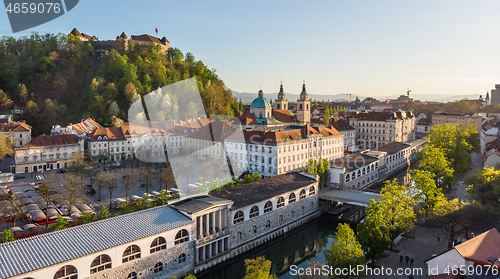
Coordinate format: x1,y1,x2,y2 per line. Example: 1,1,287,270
275,81,288,110
486,91,491,106
297,80,311,123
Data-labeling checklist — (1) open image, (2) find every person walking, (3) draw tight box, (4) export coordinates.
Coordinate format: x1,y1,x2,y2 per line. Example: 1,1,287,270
437,236,440,244
400,255,403,263
410,258,414,266
405,256,409,265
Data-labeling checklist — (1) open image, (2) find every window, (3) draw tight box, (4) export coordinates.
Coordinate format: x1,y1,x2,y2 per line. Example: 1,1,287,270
264,201,273,213
299,189,306,200
233,210,244,224
122,245,141,263
277,197,285,208
154,262,163,273
54,265,77,279
266,220,271,228
289,193,296,203
301,206,305,213
279,215,283,224
90,254,111,274
309,186,315,195
249,205,259,218
291,210,295,218
236,231,242,240
252,225,257,233
175,229,189,245
150,237,167,254
178,253,186,263
127,272,137,279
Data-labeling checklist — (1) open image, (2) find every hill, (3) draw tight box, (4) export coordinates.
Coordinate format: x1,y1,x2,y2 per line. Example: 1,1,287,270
0,33,242,136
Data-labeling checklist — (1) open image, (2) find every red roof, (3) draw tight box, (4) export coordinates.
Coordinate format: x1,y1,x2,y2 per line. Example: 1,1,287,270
89,127,126,141
19,134,81,148
238,110,258,125
187,121,237,142
228,124,342,144
0,122,31,132
272,109,295,123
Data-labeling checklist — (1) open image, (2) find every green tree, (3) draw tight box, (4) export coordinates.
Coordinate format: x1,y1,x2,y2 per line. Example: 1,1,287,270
323,107,330,126
307,159,317,174
357,201,392,265
1,229,15,243
242,174,254,184
376,179,416,241
16,83,28,106
325,223,365,279
243,256,278,279
252,172,261,181
53,214,69,231
0,133,14,160
0,89,13,112
38,176,57,228
411,170,446,218
416,146,454,188
465,167,500,207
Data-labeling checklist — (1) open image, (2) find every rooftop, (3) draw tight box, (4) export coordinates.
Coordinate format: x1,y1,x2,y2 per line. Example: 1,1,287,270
210,173,317,209
89,127,126,141
331,153,380,172
169,195,231,214
0,205,192,279
455,228,500,265
18,134,81,148
377,142,411,155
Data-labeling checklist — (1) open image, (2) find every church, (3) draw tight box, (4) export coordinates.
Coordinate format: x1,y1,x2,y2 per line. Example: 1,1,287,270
238,81,312,127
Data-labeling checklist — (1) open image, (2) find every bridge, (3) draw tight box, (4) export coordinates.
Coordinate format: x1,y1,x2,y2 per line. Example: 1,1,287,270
319,188,380,207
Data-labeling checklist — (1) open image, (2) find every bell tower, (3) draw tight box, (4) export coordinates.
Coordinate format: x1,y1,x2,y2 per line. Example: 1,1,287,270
275,81,288,110
297,80,311,123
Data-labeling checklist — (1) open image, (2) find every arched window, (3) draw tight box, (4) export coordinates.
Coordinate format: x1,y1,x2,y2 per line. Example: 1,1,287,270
266,220,271,228
249,205,259,218
264,201,273,213
150,236,166,254
122,245,141,263
352,172,356,179
178,253,186,263
362,168,365,175
175,229,189,245
90,254,111,274
279,215,283,224
277,197,285,208
291,210,295,218
346,174,350,182
299,189,306,200
289,193,296,203
54,265,77,279
252,225,257,233
233,210,244,224
154,262,163,273
357,170,361,177
127,272,137,279
236,231,242,240
301,206,305,213
299,104,303,110
309,186,315,196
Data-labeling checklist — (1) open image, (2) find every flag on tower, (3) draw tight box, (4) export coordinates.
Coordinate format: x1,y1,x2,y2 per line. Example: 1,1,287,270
155,28,158,34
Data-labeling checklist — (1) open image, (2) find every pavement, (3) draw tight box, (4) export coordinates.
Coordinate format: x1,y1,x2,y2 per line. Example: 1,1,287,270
365,226,448,279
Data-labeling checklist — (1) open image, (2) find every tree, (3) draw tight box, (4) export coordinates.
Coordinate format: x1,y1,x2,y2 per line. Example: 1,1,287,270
38,183,56,228
376,179,416,241
53,214,68,231
104,173,118,210
142,168,155,194
323,107,330,126
62,174,84,216
242,174,254,184
0,133,14,160
307,159,317,174
160,165,175,191
252,172,261,182
243,256,278,279
357,201,392,265
416,146,454,188
411,170,446,218
122,169,137,203
95,171,112,201
0,194,24,227
465,167,500,207
0,89,13,112
1,229,15,243
16,83,28,105
325,223,365,278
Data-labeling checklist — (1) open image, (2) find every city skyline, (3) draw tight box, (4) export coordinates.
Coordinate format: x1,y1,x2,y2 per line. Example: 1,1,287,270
1,0,500,97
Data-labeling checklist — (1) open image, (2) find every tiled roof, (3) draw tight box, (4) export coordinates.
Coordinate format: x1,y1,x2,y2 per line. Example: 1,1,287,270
84,118,102,129
210,173,316,209
0,122,31,132
331,117,355,131
376,142,411,155
89,127,126,141
169,196,231,214
0,205,192,279
227,125,342,145
238,110,258,125
455,228,500,266
187,121,237,142
131,34,167,46
352,111,413,121
331,153,379,172
272,109,296,123
19,134,81,148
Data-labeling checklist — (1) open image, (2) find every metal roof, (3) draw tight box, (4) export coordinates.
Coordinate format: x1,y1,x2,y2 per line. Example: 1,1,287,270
0,205,192,279
169,196,231,214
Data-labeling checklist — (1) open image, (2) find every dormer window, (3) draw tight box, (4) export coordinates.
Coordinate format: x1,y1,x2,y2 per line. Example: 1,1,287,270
98,136,102,140
103,136,108,140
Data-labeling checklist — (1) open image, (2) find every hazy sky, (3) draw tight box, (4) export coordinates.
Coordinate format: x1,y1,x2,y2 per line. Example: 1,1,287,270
1,0,500,97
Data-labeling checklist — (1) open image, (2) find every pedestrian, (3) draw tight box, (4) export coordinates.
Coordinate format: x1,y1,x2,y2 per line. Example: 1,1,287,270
400,255,403,263
410,258,414,266
437,236,440,244
405,256,409,265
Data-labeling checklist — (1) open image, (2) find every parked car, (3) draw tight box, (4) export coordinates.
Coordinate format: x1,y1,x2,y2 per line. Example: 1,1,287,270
58,169,67,173
14,175,26,180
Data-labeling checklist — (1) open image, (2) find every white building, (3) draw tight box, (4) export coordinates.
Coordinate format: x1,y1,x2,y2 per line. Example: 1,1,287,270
224,124,344,177
88,127,127,162
0,121,31,147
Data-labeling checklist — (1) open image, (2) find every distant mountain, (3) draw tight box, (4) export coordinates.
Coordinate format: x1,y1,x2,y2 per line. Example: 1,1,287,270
232,91,483,103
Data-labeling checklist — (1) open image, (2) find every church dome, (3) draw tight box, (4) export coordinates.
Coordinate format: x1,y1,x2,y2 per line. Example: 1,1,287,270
250,90,272,109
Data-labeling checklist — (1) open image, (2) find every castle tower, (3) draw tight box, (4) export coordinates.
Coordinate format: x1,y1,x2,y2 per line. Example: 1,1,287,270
275,81,288,110
486,91,490,106
297,80,311,123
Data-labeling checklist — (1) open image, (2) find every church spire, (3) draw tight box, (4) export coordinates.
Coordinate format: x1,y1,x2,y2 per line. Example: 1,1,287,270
300,79,307,96
278,80,285,96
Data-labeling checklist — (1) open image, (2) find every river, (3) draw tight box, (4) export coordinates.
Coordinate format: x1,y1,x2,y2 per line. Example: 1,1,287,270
197,167,413,279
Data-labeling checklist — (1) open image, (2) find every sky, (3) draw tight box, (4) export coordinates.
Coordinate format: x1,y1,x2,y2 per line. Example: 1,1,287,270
1,0,500,97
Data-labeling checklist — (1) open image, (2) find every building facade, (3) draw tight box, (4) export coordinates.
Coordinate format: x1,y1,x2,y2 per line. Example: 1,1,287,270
14,134,84,173
431,111,483,132
0,121,31,147
88,127,127,162
349,111,415,149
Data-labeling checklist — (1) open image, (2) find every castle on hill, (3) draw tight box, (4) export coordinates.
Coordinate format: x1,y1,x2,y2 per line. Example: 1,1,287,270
238,81,312,128
69,28,170,53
